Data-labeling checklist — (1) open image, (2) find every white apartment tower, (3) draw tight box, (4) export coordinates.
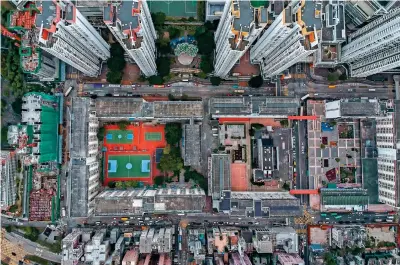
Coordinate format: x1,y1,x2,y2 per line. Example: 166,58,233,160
214,0,268,78
35,0,110,77
104,0,157,77
375,103,398,207
345,0,397,27
341,7,400,77
250,0,320,78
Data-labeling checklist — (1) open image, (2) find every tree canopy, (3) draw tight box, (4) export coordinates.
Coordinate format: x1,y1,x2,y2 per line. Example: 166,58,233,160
156,57,171,77
154,176,165,186
148,75,164,85
106,43,126,84
200,55,214,74
168,27,181,39
165,123,182,145
327,72,339,82
157,151,183,172
210,76,221,86
248,75,263,88
152,12,166,26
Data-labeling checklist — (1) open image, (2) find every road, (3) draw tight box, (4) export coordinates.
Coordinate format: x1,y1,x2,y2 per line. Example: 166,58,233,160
5,232,62,263
319,211,395,225
294,120,308,204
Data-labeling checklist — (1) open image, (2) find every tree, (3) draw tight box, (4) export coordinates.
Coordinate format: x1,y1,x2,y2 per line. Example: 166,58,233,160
11,97,23,115
118,121,130,130
156,40,171,55
327,72,339,82
197,0,206,21
8,204,18,213
282,182,290,191
194,26,207,39
248,75,263,88
148,75,164,85
106,71,123,84
156,57,171,77
152,12,166,26
165,123,182,145
339,73,348,81
210,76,221,86
115,181,125,189
97,127,105,141
280,120,289,127
184,169,207,191
154,176,165,186
200,56,214,74
197,31,215,55
251,123,264,129
168,27,181,39
188,16,195,22
108,181,116,188
125,181,138,188
157,152,183,172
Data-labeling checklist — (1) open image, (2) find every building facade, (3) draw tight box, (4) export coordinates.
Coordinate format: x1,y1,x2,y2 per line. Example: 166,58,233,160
341,7,400,77
250,0,320,78
345,0,397,27
0,152,17,210
34,0,110,77
104,0,157,77
214,0,268,77
69,98,100,217
375,110,398,206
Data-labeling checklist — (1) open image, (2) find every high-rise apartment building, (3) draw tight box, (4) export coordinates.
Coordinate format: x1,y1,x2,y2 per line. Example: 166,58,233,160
341,7,400,77
9,0,109,78
375,101,399,207
104,0,157,77
250,0,321,78
345,0,397,27
214,0,268,78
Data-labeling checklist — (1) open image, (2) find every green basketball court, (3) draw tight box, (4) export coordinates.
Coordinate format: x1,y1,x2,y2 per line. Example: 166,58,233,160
106,130,134,144
148,1,197,17
107,154,151,178
145,132,162,141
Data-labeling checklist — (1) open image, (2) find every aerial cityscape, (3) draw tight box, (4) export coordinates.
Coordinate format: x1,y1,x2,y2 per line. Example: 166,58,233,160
1,0,400,265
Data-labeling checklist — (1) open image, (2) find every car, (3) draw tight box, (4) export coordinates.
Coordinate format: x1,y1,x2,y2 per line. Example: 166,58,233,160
167,84,171,87
248,222,253,225
145,217,150,221
130,217,134,220
95,221,101,225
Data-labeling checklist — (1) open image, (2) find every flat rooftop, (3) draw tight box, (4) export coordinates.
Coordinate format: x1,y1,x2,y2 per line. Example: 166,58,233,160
340,99,380,117
210,97,300,117
71,98,90,158
210,154,231,199
153,101,204,119
184,124,201,167
95,98,145,118
70,159,88,217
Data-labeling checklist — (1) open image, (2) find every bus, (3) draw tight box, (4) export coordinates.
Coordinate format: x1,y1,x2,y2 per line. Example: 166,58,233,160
328,85,336,89
64,86,73,97
331,213,338,216
153,85,165,88
301,94,310,101
321,213,327,217
335,216,342,219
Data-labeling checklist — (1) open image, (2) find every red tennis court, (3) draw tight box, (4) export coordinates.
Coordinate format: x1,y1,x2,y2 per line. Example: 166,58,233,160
230,163,248,191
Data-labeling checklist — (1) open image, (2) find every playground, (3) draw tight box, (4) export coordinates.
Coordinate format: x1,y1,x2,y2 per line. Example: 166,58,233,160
148,0,197,17
103,123,167,186
107,154,151,178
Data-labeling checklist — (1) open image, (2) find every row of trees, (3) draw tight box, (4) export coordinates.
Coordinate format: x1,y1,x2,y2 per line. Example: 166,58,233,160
108,180,140,189
106,43,126,84
1,42,26,97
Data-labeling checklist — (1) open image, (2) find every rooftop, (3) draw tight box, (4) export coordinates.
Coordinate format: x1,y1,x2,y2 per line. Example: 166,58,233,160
210,97,300,117
325,99,381,118
210,154,231,199
69,159,88,217
93,188,206,216
321,188,369,206
153,101,204,119
184,124,201,167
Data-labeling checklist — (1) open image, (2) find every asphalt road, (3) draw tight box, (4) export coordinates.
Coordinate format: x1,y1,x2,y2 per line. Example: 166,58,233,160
294,120,308,204
319,211,395,225
5,232,62,263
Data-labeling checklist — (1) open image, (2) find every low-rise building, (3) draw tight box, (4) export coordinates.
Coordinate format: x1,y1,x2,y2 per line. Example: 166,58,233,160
209,97,300,118
84,230,110,265
320,188,369,212
276,253,305,265
184,124,201,167
331,226,366,249
0,151,17,210
253,227,298,254
325,99,381,119
94,188,206,216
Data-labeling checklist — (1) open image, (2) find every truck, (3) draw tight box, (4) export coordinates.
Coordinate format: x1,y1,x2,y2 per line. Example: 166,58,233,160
178,235,182,243
61,207,66,217
179,243,182,251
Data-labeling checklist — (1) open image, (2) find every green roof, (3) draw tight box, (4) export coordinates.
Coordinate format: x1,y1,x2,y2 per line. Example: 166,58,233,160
250,0,269,8
362,159,379,204
322,195,369,206
24,92,60,163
